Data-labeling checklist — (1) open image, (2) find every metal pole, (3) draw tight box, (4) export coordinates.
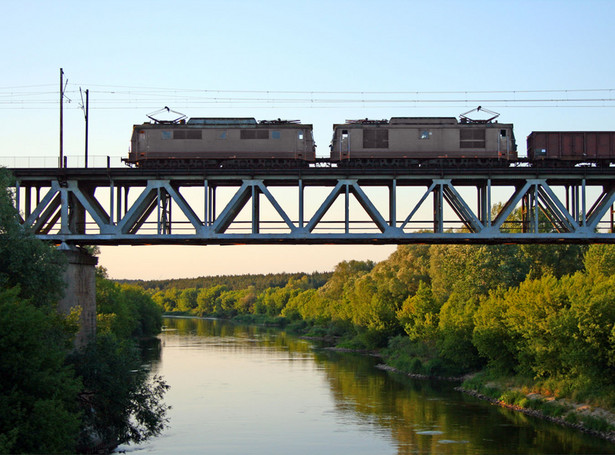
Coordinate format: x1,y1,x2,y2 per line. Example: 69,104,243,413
534,184,539,233
59,68,64,168
84,89,89,168
582,179,587,227
345,183,350,234
390,179,396,228
298,179,304,229
487,178,492,227
203,179,209,226
157,187,161,234
109,180,114,225
252,185,259,234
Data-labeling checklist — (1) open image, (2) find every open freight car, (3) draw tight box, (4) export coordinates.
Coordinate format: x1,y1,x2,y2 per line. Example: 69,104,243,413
527,131,615,166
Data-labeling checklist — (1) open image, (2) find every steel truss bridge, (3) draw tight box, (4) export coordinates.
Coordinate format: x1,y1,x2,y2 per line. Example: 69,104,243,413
8,166,615,246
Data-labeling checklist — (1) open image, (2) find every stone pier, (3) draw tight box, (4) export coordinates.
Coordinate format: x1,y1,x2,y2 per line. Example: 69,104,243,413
58,249,98,348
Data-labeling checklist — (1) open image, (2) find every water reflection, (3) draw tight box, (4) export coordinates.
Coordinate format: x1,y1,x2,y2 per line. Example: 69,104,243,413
126,317,615,455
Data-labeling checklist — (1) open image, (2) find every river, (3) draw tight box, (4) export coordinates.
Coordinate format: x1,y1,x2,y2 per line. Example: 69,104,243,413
118,317,615,454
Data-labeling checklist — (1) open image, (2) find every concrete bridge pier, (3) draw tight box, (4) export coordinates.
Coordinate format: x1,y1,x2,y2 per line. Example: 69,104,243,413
57,247,98,348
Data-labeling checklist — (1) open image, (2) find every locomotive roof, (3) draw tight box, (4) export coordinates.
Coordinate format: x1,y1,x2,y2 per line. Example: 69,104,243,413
335,117,513,128
389,117,458,125
339,117,459,126
187,118,257,125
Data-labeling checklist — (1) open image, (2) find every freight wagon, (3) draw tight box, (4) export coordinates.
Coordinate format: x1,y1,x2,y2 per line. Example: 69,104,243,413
527,131,615,166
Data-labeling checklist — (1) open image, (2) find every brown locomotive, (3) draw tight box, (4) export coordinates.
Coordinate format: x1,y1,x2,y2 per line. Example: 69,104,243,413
329,117,516,167
125,117,315,168
124,110,615,168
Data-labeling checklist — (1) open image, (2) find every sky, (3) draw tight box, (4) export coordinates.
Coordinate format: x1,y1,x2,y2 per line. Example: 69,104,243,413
2,0,615,279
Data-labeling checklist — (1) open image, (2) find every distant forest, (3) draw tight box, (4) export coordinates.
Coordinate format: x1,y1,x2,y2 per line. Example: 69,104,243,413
118,271,333,293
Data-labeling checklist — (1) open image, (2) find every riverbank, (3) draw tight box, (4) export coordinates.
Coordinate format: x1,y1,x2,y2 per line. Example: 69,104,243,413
459,384,615,443
373,361,615,443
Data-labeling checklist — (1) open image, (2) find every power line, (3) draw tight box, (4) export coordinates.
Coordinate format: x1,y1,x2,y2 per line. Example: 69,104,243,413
1,84,615,110
77,84,615,95
2,97,615,105
4,104,615,111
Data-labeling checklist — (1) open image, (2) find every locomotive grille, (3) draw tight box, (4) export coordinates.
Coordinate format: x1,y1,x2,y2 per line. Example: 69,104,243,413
173,130,202,140
240,130,269,140
460,128,486,148
363,128,389,148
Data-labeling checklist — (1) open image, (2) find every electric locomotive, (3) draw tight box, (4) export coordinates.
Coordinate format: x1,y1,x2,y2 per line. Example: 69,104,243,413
125,115,316,168
329,115,516,167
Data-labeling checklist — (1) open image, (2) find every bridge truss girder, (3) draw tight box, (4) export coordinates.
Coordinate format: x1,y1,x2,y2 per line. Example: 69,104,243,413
11,168,615,245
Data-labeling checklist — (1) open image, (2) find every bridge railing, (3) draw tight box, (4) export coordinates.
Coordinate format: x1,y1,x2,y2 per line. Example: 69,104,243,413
0,155,125,168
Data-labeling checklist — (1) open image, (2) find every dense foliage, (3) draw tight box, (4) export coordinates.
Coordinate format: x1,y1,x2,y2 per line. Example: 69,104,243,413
121,271,331,292
150,273,331,317
145,235,615,408
0,288,82,453
0,170,66,307
71,267,167,452
0,168,167,453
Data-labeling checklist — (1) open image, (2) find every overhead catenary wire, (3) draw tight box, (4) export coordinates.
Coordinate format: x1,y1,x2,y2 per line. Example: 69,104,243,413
1,84,614,110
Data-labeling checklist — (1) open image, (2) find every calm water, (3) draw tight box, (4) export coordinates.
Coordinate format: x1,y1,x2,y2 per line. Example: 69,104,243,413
119,317,615,454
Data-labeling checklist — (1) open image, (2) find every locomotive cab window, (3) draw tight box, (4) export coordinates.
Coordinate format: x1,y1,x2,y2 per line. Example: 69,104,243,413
420,130,431,140
460,128,486,148
500,129,507,137
298,131,304,140
363,128,389,148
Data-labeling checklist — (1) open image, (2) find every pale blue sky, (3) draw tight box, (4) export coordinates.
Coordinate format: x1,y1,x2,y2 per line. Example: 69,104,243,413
2,0,614,279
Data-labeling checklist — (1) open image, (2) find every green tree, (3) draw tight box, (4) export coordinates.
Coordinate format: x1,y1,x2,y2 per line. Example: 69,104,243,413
500,275,569,378
437,292,481,370
430,244,528,302
177,287,198,312
120,285,163,338
196,285,228,316
369,244,431,300
397,282,440,343
557,273,615,382
0,287,82,454
320,260,374,301
152,288,179,312
520,244,586,279
255,285,299,317
70,332,169,451
583,244,615,277
472,288,519,374
96,268,136,338
0,168,66,307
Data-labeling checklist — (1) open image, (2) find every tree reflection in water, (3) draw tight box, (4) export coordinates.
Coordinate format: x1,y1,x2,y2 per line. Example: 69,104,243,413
148,317,615,455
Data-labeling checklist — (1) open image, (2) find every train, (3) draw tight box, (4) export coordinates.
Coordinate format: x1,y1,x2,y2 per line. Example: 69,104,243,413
124,110,615,169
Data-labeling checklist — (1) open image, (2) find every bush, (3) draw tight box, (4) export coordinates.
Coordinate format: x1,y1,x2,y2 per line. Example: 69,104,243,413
70,333,169,451
581,415,613,433
499,390,526,406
